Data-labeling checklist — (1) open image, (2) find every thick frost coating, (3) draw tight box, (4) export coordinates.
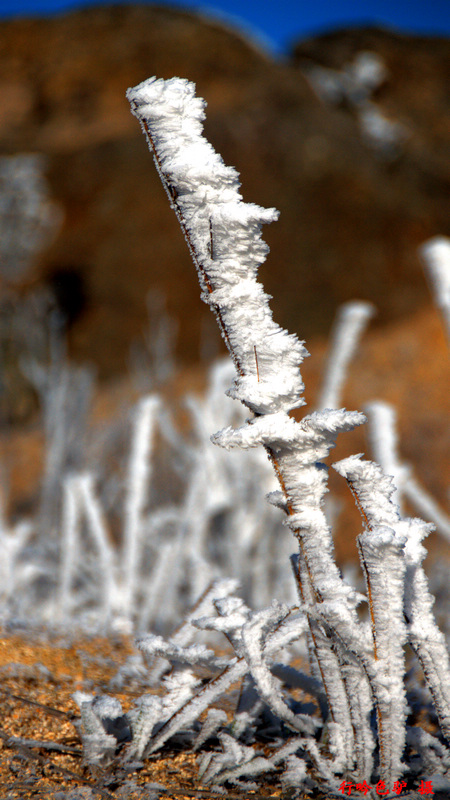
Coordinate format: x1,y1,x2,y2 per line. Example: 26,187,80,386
403,517,450,740
333,456,408,782
333,454,401,527
240,602,319,735
127,76,450,786
127,76,371,778
127,77,307,415
333,454,450,775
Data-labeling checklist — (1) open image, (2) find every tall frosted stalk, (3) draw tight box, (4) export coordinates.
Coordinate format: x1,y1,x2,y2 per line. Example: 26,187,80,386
127,76,368,773
334,456,408,785
127,77,450,783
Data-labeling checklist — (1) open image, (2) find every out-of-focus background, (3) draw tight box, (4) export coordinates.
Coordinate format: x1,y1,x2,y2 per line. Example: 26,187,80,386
0,1,449,630
1,0,449,374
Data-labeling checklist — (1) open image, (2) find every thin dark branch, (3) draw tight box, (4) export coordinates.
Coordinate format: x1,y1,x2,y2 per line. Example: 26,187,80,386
6,735,82,756
0,688,75,720
209,217,214,260
254,345,260,382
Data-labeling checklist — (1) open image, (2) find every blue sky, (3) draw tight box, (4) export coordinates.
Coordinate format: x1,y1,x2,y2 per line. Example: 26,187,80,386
0,0,449,55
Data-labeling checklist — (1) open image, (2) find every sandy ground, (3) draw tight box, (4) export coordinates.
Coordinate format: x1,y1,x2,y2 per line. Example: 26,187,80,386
0,631,295,800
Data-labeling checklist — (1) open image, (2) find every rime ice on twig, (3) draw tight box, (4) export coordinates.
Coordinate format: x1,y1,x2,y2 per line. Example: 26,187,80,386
334,456,408,783
131,596,310,758
365,401,408,512
128,75,450,790
127,77,308,416
25,356,94,538
58,473,114,625
240,601,319,736
127,75,368,779
332,455,450,780
193,708,228,751
136,633,229,671
402,516,450,741
198,732,275,787
73,693,130,765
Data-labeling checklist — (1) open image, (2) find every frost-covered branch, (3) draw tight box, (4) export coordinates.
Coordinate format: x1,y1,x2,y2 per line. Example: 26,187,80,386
126,75,377,781
127,78,308,417
335,455,450,771
334,456,408,784
127,75,450,790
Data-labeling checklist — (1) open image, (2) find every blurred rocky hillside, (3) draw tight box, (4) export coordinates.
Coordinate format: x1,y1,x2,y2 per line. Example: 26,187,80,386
0,4,449,565
0,4,449,378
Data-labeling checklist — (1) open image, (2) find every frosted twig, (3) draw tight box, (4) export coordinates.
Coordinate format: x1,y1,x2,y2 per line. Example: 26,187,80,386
58,476,79,620
58,474,115,625
240,602,320,735
144,658,247,756
0,515,32,610
365,401,407,512
334,456,409,783
127,76,367,778
73,693,126,765
403,517,450,741
76,474,115,624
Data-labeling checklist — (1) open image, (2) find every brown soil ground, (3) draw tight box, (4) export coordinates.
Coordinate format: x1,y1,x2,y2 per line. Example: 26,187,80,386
0,632,304,800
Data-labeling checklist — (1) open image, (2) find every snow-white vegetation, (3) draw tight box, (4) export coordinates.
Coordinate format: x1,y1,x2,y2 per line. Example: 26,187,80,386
1,354,294,632
1,76,450,797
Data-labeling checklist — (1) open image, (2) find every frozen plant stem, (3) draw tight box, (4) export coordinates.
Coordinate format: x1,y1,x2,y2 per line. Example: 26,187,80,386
127,75,369,773
334,457,408,786
127,76,449,784
128,77,357,769
59,474,115,624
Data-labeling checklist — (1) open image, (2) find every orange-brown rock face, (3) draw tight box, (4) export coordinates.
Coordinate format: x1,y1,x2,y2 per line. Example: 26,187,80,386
0,6,448,547
0,6,449,378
